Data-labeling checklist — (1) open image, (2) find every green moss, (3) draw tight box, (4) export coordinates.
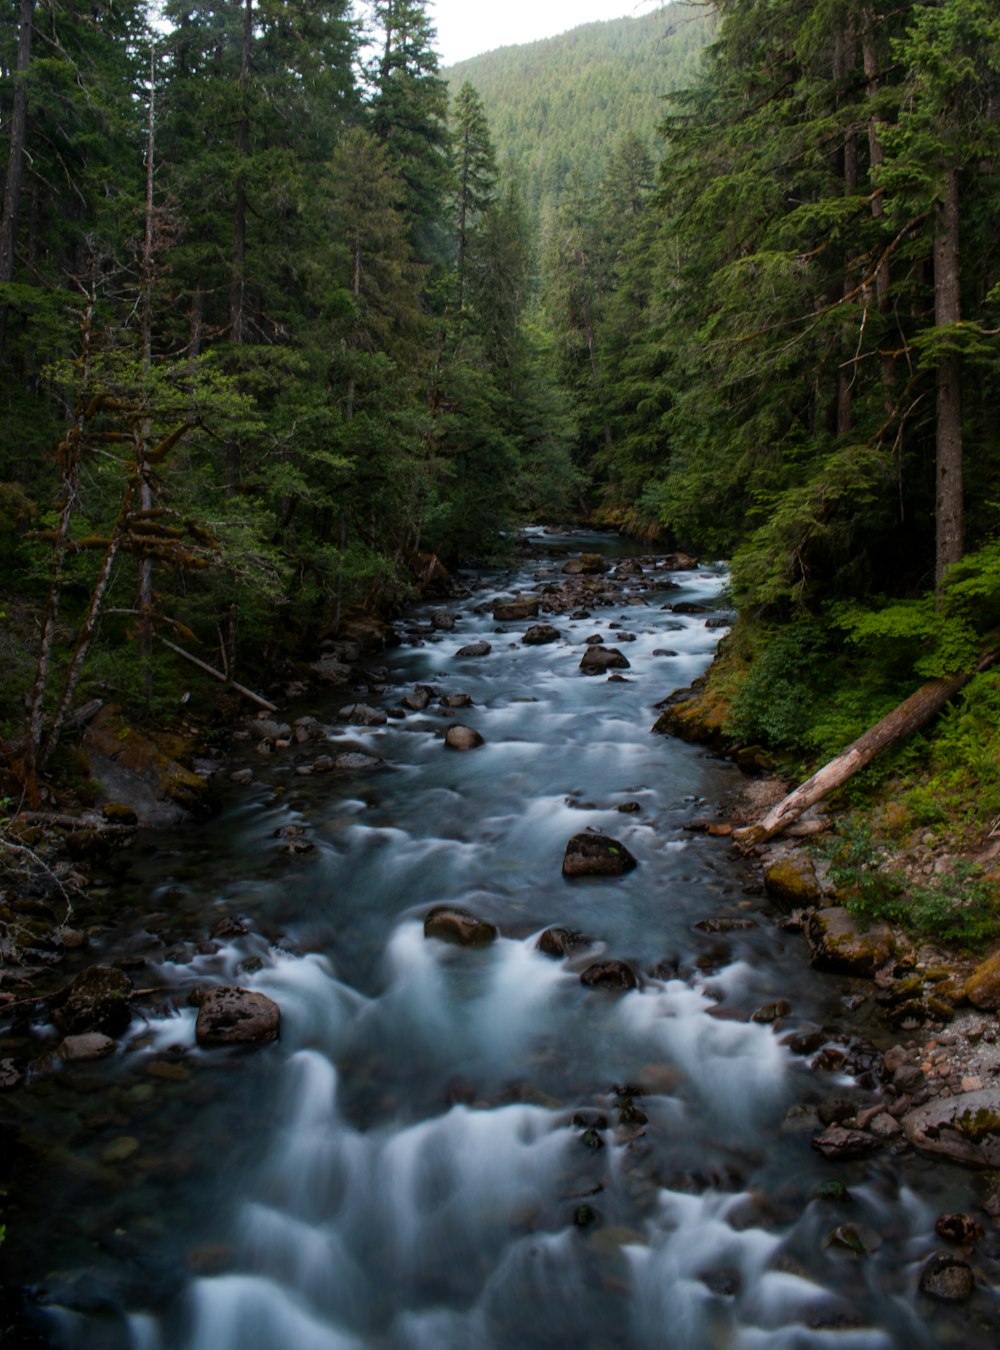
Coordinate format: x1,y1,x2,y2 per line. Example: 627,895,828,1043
955,1109,1000,1143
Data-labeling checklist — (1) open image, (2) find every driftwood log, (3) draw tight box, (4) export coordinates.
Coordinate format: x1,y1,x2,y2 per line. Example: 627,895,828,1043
733,655,996,852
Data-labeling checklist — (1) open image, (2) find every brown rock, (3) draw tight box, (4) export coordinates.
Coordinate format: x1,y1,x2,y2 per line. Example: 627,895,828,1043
806,908,894,976
563,555,609,576
919,1254,975,1302
456,641,492,658
811,1126,880,1160
902,1089,1000,1166
195,987,280,1047
764,855,822,909
492,598,540,622
537,927,591,958
522,625,562,646
580,961,638,993
51,966,134,1036
563,833,638,877
58,1033,117,1063
964,949,1000,1010
424,906,498,947
444,724,485,751
579,646,630,675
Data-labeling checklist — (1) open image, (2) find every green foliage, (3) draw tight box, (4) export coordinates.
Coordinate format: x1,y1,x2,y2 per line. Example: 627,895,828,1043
829,825,1000,950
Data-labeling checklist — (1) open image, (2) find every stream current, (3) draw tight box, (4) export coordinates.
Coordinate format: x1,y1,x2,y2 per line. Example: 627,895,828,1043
4,530,998,1348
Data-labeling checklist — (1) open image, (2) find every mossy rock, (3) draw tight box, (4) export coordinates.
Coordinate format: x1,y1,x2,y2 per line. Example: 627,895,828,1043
964,949,1000,1011
764,855,822,910
806,907,894,976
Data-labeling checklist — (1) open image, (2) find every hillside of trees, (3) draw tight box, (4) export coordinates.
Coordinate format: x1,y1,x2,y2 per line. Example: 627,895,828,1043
445,3,712,224
2,0,1000,871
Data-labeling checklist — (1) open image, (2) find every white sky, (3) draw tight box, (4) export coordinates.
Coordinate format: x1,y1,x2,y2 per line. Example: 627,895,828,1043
429,1,666,67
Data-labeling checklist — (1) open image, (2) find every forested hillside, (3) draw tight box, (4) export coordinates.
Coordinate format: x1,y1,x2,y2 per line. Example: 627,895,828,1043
2,0,1000,873
445,4,712,222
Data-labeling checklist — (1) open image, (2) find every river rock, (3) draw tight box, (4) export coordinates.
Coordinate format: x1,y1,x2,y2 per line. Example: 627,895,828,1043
935,1213,984,1245
563,555,609,576
563,833,638,877
963,949,1000,1010
811,1126,880,1160
338,703,388,727
444,725,484,751
902,1088,1000,1167
579,646,630,675
431,610,457,631
402,685,436,712
440,693,473,708
919,1254,975,1302
537,927,591,958
82,707,209,826
311,655,352,685
663,552,698,570
333,752,385,771
580,961,637,992
694,917,758,934
806,908,894,976
456,641,492,658
51,966,133,1036
523,624,562,645
249,718,293,741
764,855,822,909
195,987,280,1047
424,905,498,947
492,598,540,622
58,1033,117,1063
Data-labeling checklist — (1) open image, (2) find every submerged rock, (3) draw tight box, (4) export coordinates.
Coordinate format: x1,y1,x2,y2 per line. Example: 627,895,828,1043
424,905,498,947
563,833,637,877
579,646,630,675
806,908,894,976
919,1254,975,1302
195,987,280,1047
580,961,637,993
537,927,591,958
51,966,133,1036
57,1033,117,1063
456,640,492,658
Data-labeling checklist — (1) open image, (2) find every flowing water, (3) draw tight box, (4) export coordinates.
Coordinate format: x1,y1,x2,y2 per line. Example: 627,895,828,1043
3,531,998,1348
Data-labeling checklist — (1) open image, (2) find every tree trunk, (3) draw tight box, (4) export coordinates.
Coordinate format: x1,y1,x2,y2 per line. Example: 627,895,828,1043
934,166,963,599
230,0,253,348
733,658,994,852
862,3,896,410
0,0,36,360
139,45,157,703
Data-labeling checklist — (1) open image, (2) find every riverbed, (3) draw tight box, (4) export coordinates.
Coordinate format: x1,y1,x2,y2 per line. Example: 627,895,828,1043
2,530,997,1348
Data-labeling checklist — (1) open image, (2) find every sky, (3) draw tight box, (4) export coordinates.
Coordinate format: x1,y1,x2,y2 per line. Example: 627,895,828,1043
428,0,665,67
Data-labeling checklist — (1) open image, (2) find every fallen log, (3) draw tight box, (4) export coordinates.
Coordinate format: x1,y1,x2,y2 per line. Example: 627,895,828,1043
157,636,278,713
733,654,997,852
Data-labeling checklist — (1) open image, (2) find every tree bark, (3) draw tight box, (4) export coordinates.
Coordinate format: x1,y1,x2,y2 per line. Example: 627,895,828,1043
733,657,994,852
934,166,963,599
0,0,36,359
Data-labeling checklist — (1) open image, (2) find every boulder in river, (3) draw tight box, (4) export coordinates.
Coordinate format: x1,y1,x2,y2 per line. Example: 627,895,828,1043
492,598,540,622
195,987,280,1047
402,684,437,712
456,640,492,659
806,908,894,976
763,855,822,910
424,905,498,947
51,966,133,1036
537,927,592,958
810,1126,880,1160
522,625,561,646
919,1254,975,1302
563,833,637,877
333,751,385,771
562,555,609,576
579,646,630,675
58,1032,117,1062
580,960,637,992
445,725,484,751
338,703,388,727
440,693,473,709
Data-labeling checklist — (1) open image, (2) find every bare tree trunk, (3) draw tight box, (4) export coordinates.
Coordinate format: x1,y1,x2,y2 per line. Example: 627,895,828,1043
862,3,895,410
226,0,253,497
733,656,994,852
0,0,36,359
934,166,963,599
40,474,140,769
25,293,94,783
139,45,158,703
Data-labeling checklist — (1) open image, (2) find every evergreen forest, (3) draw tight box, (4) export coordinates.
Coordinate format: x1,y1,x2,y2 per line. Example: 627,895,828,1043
2,0,1000,874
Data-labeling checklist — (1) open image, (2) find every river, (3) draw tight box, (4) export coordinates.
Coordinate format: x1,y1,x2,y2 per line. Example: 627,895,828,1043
2,530,996,1348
